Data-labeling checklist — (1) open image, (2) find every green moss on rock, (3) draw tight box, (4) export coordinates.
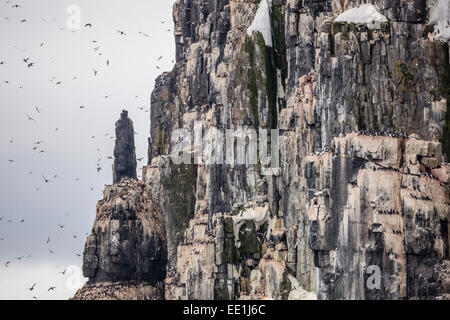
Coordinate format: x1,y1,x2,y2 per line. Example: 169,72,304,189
434,42,450,160
244,37,261,128
238,221,260,255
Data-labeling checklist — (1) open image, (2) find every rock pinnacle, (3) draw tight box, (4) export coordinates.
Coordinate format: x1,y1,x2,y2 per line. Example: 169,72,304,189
113,110,137,183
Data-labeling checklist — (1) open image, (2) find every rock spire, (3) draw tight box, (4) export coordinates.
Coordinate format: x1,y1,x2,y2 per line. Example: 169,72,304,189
113,110,137,183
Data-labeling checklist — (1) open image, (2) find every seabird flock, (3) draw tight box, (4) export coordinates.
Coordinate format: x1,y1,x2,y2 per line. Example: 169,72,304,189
0,0,173,298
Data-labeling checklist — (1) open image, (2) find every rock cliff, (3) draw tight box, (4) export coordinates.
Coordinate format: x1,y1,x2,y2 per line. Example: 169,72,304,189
113,110,137,183
76,0,449,300
73,112,167,300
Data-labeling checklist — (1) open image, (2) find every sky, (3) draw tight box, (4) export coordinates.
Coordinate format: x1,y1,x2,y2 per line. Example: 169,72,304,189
0,0,175,299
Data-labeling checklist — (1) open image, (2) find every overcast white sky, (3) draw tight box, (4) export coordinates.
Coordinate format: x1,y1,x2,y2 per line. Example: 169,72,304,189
0,0,175,299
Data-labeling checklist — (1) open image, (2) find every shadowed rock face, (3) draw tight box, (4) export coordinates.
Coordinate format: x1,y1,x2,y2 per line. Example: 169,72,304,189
83,179,167,284
113,110,137,183
74,179,167,300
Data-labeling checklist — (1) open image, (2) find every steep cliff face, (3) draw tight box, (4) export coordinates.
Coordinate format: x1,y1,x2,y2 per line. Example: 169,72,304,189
144,0,449,300
76,0,449,300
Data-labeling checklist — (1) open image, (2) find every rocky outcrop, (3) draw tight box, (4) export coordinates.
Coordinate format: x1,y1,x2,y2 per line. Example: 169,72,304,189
74,111,167,300
73,178,167,300
81,178,166,284
113,110,137,183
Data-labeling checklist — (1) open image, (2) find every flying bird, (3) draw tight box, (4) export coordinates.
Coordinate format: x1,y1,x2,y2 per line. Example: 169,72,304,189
28,283,36,291
84,23,92,28
139,31,150,38
117,30,127,36
25,113,35,121
48,287,56,291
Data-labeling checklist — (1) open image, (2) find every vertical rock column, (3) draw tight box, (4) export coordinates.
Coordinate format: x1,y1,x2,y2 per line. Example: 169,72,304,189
73,110,167,300
113,110,137,183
